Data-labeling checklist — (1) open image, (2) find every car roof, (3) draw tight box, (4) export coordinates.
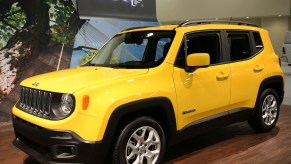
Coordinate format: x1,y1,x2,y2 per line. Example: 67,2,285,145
120,20,262,34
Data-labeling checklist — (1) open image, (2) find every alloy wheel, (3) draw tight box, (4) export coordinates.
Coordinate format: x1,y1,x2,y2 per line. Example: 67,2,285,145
262,94,278,126
125,126,161,164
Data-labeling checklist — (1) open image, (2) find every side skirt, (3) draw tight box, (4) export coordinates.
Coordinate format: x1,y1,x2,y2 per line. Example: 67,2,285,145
175,108,254,143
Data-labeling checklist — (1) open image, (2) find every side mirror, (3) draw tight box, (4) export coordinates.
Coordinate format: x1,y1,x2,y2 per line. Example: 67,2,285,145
186,53,210,67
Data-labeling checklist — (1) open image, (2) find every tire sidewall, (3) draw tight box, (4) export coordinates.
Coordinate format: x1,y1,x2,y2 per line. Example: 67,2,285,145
256,88,280,130
114,117,166,164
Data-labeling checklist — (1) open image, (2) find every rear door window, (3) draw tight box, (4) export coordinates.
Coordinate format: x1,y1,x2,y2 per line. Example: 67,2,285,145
227,32,252,62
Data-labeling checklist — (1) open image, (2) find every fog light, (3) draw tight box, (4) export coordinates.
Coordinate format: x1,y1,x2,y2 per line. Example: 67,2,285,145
54,145,77,159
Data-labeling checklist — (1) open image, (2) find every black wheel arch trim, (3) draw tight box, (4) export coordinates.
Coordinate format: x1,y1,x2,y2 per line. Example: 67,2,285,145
257,75,284,104
103,97,177,149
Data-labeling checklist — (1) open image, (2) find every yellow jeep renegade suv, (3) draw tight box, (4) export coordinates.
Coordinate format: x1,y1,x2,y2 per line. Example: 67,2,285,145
12,20,285,164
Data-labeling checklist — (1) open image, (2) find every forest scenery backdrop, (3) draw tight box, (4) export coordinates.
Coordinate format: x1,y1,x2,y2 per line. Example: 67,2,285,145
0,0,159,123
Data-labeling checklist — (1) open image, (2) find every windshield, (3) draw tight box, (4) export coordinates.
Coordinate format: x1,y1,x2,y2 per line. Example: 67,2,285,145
89,31,175,68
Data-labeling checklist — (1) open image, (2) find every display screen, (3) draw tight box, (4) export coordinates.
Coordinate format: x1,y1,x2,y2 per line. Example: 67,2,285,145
77,0,157,21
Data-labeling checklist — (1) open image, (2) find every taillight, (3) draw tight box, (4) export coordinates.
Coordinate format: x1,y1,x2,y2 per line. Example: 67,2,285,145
282,47,286,54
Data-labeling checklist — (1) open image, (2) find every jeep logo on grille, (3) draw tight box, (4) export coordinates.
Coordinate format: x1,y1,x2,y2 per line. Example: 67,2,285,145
32,82,39,87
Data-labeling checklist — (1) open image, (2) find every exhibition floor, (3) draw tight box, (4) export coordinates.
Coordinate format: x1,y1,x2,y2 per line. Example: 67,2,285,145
0,105,291,164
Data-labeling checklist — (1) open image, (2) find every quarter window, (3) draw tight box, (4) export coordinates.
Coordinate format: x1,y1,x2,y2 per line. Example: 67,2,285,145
253,32,263,53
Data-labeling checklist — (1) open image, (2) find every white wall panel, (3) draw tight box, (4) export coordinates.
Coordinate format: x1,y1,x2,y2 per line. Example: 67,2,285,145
157,0,290,23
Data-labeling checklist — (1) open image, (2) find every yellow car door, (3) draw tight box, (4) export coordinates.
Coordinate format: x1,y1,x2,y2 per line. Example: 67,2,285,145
226,31,265,111
173,31,231,130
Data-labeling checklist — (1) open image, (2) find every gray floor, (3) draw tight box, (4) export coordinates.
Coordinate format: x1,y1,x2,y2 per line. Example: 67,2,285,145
282,62,291,105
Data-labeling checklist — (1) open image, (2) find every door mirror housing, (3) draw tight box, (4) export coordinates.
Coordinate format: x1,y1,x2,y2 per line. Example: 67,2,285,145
186,53,210,67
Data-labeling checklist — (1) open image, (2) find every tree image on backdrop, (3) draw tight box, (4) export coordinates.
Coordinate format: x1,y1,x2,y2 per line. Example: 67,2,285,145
0,0,84,119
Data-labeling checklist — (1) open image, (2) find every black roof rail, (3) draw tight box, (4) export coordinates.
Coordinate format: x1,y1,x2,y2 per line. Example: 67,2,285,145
122,26,155,32
177,20,258,27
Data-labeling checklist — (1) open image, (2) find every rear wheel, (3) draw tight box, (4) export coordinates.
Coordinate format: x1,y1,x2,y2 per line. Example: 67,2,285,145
113,117,165,164
248,88,280,132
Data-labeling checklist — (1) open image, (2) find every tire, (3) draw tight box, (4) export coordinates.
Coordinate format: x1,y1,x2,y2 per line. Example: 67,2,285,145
113,117,165,164
248,88,280,132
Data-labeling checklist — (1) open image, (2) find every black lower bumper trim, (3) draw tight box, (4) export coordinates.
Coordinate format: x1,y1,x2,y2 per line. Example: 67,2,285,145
12,115,110,164
13,138,61,164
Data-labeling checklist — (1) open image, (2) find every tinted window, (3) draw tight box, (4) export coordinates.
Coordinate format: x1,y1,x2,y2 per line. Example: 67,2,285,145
227,32,251,61
155,38,172,61
175,42,185,68
90,31,175,68
253,32,263,53
111,39,148,64
174,32,221,67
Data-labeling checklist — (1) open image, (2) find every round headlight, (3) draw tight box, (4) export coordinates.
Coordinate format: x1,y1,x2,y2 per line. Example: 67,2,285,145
60,94,74,114
52,94,74,119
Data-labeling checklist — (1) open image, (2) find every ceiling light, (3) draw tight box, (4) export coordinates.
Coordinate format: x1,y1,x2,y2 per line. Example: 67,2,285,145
246,17,250,19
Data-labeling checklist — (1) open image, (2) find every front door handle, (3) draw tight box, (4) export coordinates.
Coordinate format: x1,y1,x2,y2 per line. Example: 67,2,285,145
253,65,264,72
216,72,230,80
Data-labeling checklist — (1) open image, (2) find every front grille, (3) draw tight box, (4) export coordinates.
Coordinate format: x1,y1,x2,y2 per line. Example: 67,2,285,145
18,87,55,119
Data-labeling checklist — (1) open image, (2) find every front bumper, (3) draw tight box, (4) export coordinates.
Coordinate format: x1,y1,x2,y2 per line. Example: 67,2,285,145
12,115,110,164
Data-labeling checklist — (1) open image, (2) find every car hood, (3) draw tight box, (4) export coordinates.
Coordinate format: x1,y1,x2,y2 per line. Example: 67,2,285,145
20,66,148,93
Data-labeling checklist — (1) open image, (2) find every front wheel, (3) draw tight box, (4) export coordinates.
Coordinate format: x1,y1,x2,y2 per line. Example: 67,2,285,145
248,88,280,132
113,117,165,164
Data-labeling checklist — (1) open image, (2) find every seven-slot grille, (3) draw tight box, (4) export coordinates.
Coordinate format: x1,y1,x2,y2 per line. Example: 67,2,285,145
18,87,54,118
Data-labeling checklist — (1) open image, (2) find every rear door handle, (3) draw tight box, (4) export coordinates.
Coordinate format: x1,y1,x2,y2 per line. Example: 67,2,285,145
216,72,230,80
253,65,264,72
